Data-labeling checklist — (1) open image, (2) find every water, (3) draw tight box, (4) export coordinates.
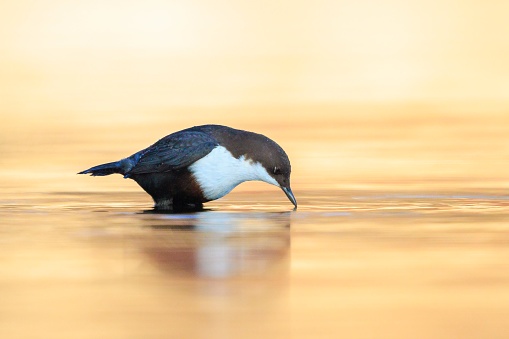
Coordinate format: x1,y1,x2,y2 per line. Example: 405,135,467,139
1,187,509,338
1,112,509,338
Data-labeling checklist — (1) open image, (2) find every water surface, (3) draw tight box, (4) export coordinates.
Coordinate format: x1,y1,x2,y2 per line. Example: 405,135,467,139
1,187,509,339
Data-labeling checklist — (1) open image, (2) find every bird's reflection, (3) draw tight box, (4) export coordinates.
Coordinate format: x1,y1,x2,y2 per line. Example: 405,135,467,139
141,210,291,279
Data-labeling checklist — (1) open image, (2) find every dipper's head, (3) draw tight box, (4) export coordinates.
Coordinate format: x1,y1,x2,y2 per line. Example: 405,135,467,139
245,135,297,209
267,157,297,209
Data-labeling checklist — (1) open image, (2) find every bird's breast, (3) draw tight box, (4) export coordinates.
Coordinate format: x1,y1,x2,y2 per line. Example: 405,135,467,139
188,146,278,201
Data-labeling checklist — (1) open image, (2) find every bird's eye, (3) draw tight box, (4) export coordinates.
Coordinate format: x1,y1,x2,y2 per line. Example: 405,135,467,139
273,167,282,175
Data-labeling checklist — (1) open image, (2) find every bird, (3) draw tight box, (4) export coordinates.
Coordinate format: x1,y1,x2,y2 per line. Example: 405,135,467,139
78,124,297,211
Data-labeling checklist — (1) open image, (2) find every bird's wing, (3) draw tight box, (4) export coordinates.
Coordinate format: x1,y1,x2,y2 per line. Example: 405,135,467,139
125,131,218,175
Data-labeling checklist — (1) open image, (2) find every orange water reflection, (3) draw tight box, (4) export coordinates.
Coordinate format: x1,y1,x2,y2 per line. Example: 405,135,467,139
1,189,509,338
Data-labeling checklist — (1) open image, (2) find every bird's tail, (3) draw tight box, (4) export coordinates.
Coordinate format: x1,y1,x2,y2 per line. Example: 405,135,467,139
78,161,123,176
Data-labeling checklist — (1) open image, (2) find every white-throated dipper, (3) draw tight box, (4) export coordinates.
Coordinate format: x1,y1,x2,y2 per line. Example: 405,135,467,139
78,124,297,211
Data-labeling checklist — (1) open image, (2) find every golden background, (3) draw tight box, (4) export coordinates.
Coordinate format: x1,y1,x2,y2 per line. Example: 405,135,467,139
1,0,508,194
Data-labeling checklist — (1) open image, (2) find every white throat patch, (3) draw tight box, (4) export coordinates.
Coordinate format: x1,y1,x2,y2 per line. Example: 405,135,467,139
189,146,279,201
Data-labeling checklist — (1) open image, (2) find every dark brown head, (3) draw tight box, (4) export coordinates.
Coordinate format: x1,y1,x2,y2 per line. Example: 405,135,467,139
254,136,296,208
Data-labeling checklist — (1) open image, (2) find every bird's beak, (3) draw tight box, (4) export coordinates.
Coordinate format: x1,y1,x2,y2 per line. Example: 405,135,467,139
281,186,297,209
